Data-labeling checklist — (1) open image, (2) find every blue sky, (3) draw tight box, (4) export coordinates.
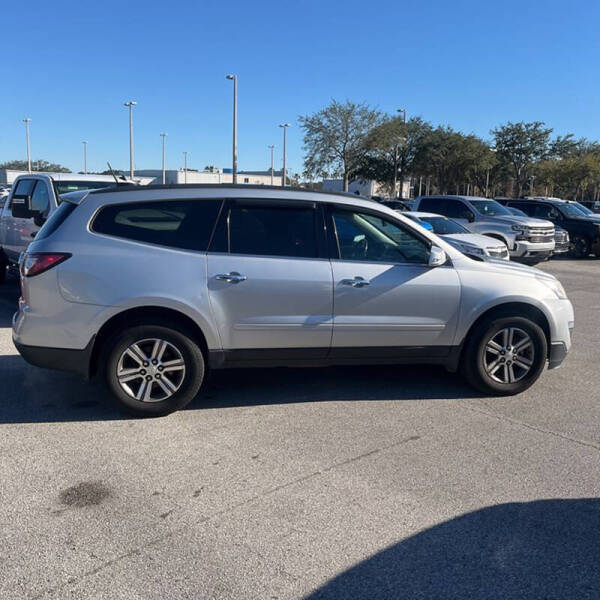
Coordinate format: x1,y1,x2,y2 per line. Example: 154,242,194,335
1,0,599,176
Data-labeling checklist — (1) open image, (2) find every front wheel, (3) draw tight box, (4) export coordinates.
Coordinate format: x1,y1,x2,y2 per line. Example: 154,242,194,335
462,316,548,396
102,324,205,417
571,235,591,258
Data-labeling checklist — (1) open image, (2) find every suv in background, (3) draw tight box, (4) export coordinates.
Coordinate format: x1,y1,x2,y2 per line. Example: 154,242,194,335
500,197,600,258
0,173,132,281
506,205,570,256
413,195,555,264
14,185,573,416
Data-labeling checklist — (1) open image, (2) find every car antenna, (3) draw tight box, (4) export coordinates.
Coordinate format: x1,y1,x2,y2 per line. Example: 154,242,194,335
106,161,120,185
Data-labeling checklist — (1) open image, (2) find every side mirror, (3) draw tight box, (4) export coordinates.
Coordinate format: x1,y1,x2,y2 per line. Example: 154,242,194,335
429,245,448,267
467,212,475,223
11,195,36,219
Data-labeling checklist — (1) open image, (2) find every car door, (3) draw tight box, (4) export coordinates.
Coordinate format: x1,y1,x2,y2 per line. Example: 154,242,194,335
206,199,333,359
328,205,461,357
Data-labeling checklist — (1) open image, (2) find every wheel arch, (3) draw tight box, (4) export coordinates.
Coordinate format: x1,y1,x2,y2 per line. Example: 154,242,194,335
90,305,210,377
459,301,551,364
480,232,510,247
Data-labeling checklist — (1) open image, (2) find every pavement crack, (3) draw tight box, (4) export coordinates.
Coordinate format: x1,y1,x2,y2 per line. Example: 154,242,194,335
458,403,600,452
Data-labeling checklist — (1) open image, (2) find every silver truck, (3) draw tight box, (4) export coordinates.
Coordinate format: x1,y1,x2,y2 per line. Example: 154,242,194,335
0,173,127,281
413,195,555,264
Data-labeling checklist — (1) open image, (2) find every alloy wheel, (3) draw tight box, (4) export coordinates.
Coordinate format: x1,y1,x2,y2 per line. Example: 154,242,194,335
116,338,186,402
483,327,534,384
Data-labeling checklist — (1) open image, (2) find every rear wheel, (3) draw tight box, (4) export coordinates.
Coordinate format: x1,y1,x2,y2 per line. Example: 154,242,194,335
102,324,205,417
462,316,547,396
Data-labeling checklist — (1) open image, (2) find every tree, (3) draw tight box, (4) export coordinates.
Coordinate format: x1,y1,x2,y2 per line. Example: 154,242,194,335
299,100,382,191
0,159,70,173
356,116,432,196
491,121,552,196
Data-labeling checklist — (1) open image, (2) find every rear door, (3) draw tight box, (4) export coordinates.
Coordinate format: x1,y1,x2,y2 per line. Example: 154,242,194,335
328,205,461,357
206,199,333,359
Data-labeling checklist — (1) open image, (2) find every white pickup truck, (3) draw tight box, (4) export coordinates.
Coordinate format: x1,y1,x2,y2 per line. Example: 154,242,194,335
0,173,127,282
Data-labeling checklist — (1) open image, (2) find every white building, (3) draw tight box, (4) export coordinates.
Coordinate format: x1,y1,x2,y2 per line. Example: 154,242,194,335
321,178,411,199
0,169,154,186
135,169,283,186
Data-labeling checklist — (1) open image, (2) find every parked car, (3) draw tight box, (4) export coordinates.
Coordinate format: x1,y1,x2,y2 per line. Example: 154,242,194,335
403,211,509,261
13,185,574,416
500,197,600,258
507,206,570,256
379,199,411,211
0,173,134,280
413,196,555,265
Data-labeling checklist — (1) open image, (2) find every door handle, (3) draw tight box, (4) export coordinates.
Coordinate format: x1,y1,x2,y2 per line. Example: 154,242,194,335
215,271,247,283
341,276,370,288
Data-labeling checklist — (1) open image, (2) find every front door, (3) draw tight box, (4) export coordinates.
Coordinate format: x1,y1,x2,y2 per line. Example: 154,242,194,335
207,200,333,359
328,206,461,357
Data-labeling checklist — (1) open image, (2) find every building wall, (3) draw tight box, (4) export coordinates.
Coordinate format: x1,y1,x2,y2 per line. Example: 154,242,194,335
135,170,283,186
321,178,411,199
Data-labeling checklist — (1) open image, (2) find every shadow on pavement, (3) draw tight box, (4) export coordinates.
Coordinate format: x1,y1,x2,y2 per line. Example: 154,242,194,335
306,498,600,600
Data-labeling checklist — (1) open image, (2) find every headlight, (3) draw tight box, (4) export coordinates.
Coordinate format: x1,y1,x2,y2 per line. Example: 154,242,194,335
457,244,484,256
511,225,527,232
537,276,568,300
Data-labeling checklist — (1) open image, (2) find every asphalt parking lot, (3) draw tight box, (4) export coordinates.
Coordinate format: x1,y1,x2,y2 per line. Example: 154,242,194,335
0,258,599,599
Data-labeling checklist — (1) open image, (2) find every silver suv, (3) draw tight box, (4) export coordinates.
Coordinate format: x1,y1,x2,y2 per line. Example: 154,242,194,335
413,196,555,264
13,185,574,416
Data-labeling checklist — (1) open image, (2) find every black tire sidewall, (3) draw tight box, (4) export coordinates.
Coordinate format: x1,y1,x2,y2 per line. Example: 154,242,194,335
102,324,204,417
571,235,590,258
464,316,547,396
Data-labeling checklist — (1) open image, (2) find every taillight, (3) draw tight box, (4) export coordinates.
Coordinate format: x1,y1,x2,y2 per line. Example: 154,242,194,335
20,253,71,277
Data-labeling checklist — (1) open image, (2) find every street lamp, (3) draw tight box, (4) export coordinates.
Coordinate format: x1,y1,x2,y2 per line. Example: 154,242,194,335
393,108,407,197
183,151,188,184
160,133,167,184
123,101,137,179
225,74,238,184
82,141,88,174
23,118,31,173
279,123,290,187
268,145,275,185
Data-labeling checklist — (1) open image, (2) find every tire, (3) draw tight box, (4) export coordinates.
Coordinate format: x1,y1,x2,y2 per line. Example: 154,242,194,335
571,235,591,259
462,316,547,396
102,323,205,417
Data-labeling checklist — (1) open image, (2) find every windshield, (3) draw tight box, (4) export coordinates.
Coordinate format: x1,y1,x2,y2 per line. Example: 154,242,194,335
420,216,469,234
572,202,593,215
508,207,527,217
559,203,587,218
55,181,115,195
469,199,512,217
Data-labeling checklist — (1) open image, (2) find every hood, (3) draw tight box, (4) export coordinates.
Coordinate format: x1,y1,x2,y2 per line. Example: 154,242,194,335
482,215,553,228
442,233,506,248
460,255,556,281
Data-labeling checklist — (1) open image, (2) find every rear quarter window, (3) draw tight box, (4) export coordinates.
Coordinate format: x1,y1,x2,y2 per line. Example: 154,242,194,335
91,199,223,252
35,201,78,240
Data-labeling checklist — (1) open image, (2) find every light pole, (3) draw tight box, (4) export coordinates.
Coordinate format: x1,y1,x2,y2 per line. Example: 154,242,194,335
268,145,275,185
394,108,407,198
529,175,536,197
225,74,238,184
183,151,188,184
23,118,31,172
279,123,290,187
123,101,137,179
160,133,167,184
82,141,88,174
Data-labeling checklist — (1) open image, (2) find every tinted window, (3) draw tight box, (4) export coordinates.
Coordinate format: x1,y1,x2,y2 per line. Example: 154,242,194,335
333,209,429,264
12,179,36,199
228,205,317,258
559,203,587,218
92,199,222,251
419,198,447,214
35,202,77,241
532,203,560,220
31,182,50,213
444,199,474,220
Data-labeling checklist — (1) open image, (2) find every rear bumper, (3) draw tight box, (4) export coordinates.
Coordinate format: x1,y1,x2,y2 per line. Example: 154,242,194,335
13,334,94,379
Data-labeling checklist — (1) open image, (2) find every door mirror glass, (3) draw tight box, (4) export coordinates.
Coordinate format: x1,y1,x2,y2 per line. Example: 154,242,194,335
428,246,447,267
11,195,35,219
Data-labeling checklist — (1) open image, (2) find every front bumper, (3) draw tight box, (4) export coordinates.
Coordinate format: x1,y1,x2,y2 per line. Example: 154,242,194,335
510,240,555,259
548,342,568,369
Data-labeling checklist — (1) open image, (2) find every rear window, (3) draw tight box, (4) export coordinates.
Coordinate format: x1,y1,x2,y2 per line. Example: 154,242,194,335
55,181,115,195
35,202,77,241
91,199,222,251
